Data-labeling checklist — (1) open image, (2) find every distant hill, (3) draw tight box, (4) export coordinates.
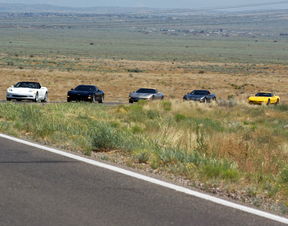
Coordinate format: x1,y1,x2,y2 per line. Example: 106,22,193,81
0,3,162,14
0,3,70,12
0,2,288,16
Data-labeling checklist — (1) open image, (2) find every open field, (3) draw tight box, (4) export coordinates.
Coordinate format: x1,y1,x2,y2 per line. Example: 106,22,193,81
0,10,288,64
0,57,287,103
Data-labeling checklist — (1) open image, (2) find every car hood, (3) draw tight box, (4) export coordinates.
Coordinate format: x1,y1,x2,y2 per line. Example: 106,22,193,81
7,87,37,93
130,93,154,98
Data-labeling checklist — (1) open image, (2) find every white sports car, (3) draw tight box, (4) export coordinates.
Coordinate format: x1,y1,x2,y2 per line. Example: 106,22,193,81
6,82,48,102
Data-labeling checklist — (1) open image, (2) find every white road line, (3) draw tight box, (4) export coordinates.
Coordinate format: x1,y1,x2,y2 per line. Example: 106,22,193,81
1,133,287,225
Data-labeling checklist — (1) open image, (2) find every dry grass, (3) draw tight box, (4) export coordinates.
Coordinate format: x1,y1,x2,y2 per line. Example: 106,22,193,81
0,56,287,103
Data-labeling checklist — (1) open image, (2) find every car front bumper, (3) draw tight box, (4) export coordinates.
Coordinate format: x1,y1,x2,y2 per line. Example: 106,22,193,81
184,97,206,102
129,97,150,102
67,95,93,102
248,100,265,105
6,92,36,100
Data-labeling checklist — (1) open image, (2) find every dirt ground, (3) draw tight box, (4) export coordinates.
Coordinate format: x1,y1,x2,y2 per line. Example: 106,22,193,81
0,59,287,104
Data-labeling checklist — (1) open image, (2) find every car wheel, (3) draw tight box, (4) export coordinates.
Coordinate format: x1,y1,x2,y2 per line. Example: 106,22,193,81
42,92,48,103
34,92,40,102
267,99,270,105
275,99,279,105
91,95,97,103
129,99,133,104
98,96,103,104
6,98,11,101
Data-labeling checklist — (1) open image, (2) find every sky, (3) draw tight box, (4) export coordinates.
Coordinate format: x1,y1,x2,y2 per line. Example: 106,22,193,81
2,0,288,9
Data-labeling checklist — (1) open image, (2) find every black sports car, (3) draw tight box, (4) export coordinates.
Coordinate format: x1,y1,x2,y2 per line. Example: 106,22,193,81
67,85,104,103
183,90,216,102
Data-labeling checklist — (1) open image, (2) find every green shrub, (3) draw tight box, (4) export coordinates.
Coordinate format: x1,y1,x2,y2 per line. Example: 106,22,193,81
146,110,160,120
175,114,186,122
162,101,172,111
200,162,239,181
91,123,127,151
280,167,288,183
133,149,150,163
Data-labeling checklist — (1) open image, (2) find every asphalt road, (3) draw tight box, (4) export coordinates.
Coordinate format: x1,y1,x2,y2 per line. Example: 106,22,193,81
0,137,286,226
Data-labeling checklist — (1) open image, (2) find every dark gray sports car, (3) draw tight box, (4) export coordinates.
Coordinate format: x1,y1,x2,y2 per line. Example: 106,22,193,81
183,90,216,102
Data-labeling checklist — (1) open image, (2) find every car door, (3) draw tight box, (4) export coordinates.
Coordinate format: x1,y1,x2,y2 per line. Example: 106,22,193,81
95,88,101,98
270,95,277,104
39,86,46,99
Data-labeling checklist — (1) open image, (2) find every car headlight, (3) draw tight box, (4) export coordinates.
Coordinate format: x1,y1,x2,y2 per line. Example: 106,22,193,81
8,88,13,92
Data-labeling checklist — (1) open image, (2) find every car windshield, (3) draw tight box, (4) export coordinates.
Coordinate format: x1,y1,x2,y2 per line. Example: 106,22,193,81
255,93,272,97
14,82,41,89
136,88,157,94
191,90,210,95
75,85,96,91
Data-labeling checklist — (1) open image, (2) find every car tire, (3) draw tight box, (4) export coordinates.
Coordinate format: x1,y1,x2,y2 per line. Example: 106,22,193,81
98,96,103,104
34,92,40,102
6,98,11,101
267,99,270,105
42,92,48,103
275,99,279,105
91,95,97,103
129,99,133,104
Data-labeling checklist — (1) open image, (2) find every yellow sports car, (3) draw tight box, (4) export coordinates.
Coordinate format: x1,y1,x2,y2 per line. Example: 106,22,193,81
248,92,280,105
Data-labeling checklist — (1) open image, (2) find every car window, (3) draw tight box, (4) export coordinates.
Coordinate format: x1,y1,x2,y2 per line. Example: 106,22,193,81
191,90,210,95
15,82,41,89
136,88,157,94
75,85,96,91
255,93,272,97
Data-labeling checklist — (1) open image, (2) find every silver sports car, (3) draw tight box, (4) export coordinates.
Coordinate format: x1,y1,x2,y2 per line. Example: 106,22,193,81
129,88,164,103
